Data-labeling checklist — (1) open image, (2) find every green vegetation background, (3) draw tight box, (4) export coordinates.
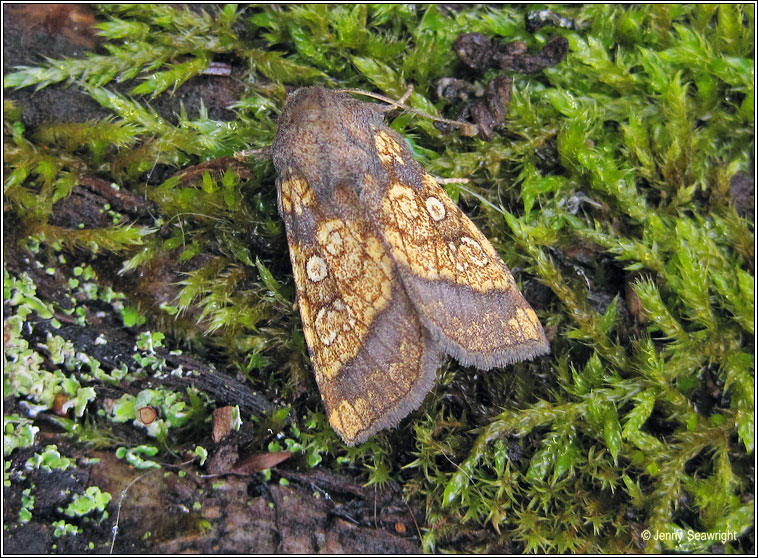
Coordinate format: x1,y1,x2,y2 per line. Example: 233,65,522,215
4,4,754,553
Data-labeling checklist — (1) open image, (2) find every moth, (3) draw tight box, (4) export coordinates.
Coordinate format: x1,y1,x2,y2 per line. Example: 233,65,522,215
269,87,549,445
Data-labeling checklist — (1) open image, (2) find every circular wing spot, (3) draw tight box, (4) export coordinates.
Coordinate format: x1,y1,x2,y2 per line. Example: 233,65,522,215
306,255,328,282
317,221,348,257
326,230,343,255
314,306,338,346
425,196,446,221
460,236,489,267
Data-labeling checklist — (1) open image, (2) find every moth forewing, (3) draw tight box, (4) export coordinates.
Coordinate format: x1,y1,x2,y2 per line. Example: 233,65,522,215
371,155,550,369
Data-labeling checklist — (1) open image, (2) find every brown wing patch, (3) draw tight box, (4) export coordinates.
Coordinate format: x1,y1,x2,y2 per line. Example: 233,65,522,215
321,327,441,445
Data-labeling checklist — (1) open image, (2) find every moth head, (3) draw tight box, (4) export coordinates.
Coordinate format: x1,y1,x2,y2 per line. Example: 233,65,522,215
272,87,383,189
279,87,332,125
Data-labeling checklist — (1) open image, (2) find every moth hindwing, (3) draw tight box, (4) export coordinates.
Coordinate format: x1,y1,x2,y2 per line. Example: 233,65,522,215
269,86,549,445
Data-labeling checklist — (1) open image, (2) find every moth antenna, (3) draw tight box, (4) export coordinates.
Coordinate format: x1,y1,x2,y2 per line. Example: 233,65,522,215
435,176,470,185
456,182,505,214
337,87,479,136
397,84,414,105
234,145,272,161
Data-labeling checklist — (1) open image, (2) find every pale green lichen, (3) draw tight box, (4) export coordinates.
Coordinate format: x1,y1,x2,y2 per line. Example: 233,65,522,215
25,445,74,472
62,486,112,520
52,520,81,538
115,445,161,470
4,416,40,457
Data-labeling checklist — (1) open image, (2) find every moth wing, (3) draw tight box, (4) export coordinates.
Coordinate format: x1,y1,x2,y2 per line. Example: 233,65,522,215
277,172,443,445
369,130,549,369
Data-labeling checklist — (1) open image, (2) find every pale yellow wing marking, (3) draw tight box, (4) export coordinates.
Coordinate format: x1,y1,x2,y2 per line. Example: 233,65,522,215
380,174,515,294
290,219,395,382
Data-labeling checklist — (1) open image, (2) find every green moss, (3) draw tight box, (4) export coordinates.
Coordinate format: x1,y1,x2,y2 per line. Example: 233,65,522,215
3,4,754,553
